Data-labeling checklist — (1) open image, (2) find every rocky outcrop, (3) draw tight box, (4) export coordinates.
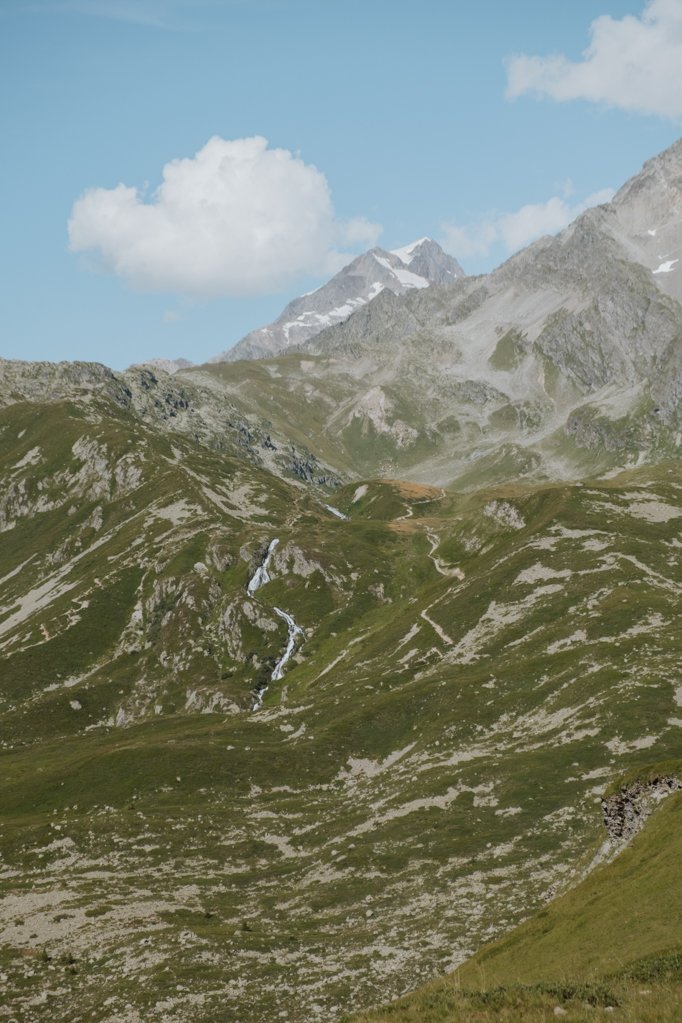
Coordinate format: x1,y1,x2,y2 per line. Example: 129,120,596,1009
601,775,682,845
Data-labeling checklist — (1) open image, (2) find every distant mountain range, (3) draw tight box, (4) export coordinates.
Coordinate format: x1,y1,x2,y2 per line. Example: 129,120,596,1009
209,237,464,362
130,138,674,492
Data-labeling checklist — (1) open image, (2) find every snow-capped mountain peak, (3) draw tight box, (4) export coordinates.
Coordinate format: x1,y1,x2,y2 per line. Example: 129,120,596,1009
211,239,464,363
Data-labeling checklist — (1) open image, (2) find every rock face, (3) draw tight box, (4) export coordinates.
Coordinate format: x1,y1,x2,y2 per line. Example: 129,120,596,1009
304,151,682,390
602,776,682,845
606,138,682,306
210,239,464,362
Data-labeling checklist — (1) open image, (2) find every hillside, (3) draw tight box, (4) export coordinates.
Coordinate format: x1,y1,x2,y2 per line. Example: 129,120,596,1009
3,375,682,1020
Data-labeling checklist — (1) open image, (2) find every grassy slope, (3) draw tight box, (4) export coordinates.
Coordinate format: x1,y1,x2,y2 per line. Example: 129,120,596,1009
352,783,682,1022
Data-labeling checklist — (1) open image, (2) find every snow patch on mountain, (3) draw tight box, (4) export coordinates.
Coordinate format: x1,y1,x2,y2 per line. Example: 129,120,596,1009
390,238,429,264
372,254,430,289
653,259,679,274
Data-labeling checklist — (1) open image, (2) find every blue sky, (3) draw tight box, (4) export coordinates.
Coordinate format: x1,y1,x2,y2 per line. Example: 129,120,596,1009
1,0,680,369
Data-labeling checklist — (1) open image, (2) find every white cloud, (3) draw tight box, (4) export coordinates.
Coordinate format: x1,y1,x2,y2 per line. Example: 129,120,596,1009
441,188,615,262
340,216,385,247
68,136,382,297
506,0,682,120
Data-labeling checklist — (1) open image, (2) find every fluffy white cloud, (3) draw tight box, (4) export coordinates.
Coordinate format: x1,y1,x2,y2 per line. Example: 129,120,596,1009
506,0,682,120
68,136,382,297
441,188,615,262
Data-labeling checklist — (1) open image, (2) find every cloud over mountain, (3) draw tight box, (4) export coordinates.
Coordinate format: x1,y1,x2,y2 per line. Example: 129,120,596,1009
506,0,682,120
68,135,381,297
441,187,614,261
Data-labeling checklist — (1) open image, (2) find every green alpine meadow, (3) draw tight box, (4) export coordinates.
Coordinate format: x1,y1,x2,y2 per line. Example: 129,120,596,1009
3,129,682,1023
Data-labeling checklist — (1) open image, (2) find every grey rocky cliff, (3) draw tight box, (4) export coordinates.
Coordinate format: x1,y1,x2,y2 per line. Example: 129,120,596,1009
607,136,682,305
404,238,465,284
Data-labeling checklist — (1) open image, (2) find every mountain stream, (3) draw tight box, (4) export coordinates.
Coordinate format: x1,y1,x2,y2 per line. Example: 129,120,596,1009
247,539,305,709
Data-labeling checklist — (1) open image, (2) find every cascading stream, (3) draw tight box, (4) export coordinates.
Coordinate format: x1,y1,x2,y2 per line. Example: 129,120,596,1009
270,607,305,681
246,539,305,709
247,537,279,593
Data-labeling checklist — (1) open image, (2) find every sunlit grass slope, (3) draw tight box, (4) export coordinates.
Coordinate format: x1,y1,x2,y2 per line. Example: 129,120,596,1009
352,781,682,1023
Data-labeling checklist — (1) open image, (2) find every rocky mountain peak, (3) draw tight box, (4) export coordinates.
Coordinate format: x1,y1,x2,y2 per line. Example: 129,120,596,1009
598,136,682,303
613,136,682,209
392,237,464,284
